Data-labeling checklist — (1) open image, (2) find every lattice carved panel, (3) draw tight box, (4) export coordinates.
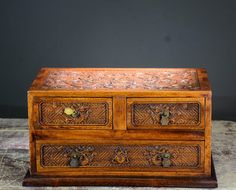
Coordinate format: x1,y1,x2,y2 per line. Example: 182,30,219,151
39,102,109,126
40,144,200,168
131,103,200,126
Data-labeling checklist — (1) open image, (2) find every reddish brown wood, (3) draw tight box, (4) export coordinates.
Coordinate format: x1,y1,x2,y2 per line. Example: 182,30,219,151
24,68,216,187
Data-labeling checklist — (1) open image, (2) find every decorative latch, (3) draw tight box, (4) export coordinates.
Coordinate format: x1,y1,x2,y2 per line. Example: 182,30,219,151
68,146,95,167
160,108,170,125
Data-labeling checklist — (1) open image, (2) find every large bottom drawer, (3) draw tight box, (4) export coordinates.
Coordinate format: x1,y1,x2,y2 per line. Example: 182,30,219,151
35,140,205,176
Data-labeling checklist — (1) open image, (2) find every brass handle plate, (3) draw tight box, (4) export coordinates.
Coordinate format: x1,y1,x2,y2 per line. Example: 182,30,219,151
64,107,80,118
159,153,171,167
149,152,172,167
68,146,95,167
69,152,89,167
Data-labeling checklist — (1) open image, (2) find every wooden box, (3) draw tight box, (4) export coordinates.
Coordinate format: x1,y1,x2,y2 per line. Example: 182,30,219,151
23,68,217,187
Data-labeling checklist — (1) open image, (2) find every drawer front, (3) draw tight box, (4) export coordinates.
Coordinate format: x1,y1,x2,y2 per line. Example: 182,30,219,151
33,97,112,129
127,98,204,129
36,140,204,176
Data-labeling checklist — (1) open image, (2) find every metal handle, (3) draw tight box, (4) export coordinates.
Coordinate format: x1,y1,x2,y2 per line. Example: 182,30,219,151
159,153,171,167
69,152,89,167
69,153,80,167
64,107,80,118
113,152,126,164
160,109,170,125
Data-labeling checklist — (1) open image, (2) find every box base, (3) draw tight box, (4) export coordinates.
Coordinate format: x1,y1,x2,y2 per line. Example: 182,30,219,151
23,158,217,188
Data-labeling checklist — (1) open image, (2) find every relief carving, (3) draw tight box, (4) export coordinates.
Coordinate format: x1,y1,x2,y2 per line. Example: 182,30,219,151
112,147,129,165
132,103,200,126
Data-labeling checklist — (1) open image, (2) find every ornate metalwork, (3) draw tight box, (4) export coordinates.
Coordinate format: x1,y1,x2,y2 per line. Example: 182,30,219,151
160,108,170,126
144,146,173,167
64,107,79,118
68,146,96,167
159,153,172,167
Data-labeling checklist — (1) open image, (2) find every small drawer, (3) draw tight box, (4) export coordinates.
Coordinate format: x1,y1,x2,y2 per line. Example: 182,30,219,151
33,97,112,129
127,98,204,129
35,140,204,176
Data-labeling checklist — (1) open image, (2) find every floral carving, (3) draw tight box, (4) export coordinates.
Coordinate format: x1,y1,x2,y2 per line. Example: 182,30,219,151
39,70,200,90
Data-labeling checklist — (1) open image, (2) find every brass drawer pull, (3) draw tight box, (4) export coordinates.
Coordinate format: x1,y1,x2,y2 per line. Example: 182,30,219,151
64,107,80,118
112,147,129,165
69,153,80,167
145,147,172,167
151,153,172,167
160,109,170,126
68,146,96,167
69,152,89,167
159,153,172,167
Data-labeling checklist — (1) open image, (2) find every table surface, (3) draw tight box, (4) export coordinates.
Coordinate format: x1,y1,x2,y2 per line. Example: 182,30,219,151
0,118,235,190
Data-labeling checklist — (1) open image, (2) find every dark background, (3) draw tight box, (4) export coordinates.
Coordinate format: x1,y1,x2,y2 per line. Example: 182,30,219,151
0,0,235,120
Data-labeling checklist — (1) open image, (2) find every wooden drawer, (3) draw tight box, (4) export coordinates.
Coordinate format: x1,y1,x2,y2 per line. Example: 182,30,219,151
33,97,112,129
36,140,204,176
127,98,204,130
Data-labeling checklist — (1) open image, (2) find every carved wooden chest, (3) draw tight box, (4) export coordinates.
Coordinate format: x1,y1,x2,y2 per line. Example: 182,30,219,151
23,68,217,187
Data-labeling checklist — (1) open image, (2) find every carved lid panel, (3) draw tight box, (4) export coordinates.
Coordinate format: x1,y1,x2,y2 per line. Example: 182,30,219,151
30,68,208,91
